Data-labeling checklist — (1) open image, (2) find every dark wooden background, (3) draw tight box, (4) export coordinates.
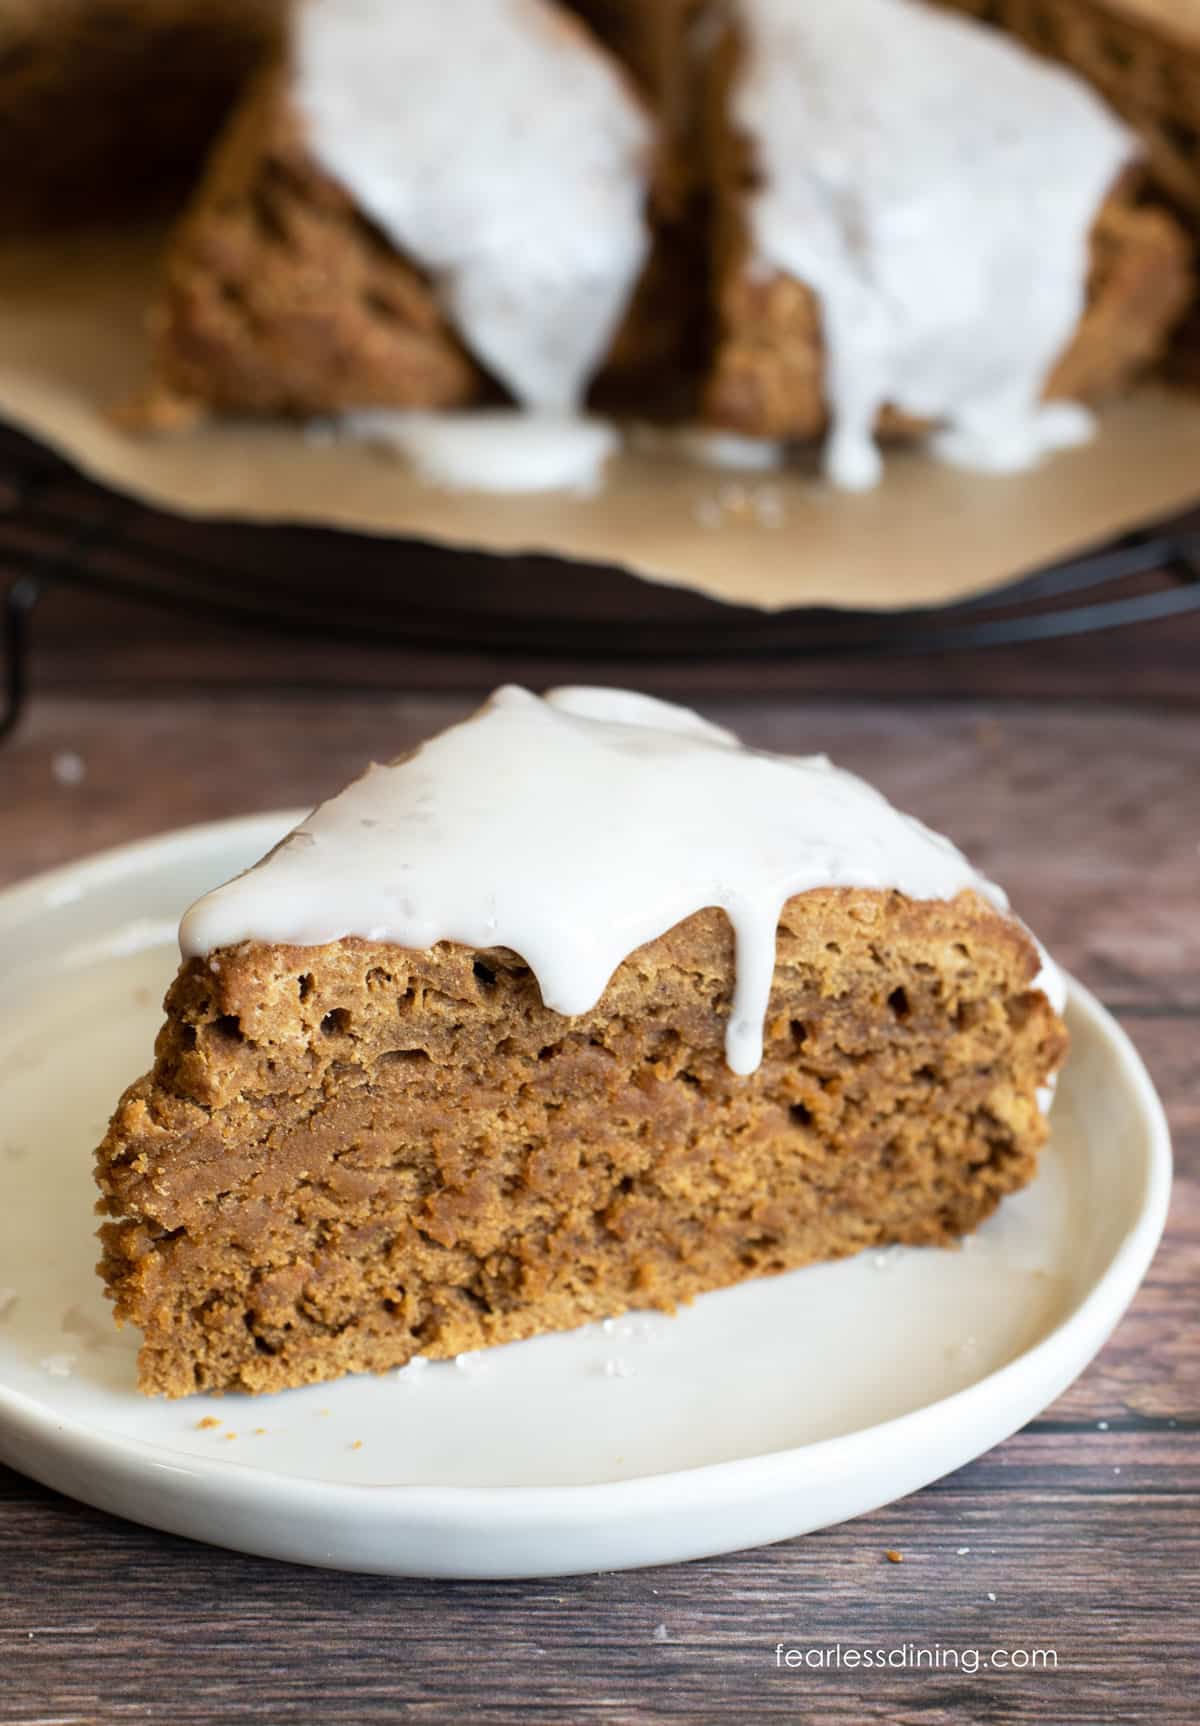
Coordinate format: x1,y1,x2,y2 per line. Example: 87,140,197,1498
0,568,1196,1725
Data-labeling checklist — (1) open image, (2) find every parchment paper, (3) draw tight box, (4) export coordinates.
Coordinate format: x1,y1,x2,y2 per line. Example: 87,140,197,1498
2,226,1199,614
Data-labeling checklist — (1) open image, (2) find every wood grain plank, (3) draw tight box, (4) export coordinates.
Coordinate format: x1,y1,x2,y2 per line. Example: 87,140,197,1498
1,1435,1196,1725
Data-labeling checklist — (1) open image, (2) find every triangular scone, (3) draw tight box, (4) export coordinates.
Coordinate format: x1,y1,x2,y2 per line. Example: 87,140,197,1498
929,0,1200,389
702,0,1193,457
135,67,485,427
135,0,689,428
94,689,1069,1398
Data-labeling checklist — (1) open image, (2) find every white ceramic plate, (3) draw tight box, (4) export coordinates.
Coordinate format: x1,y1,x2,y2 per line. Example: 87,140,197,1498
0,816,1171,1578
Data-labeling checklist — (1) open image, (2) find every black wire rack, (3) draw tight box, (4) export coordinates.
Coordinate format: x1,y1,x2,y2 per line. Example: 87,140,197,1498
3,420,1199,741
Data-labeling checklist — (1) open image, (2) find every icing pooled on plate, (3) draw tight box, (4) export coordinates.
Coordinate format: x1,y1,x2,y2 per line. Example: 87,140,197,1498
336,409,619,495
732,0,1135,489
295,0,652,413
181,686,1064,1076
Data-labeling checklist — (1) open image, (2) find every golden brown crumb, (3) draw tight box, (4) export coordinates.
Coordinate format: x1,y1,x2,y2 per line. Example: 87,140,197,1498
137,69,482,424
886,1550,903,1564
94,890,1066,1399
196,1416,221,1430
349,1440,363,1451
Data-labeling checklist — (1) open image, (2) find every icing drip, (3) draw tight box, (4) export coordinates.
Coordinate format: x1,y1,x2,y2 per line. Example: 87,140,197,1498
181,686,1065,1077
337,409,618,495
295,0,652,412
732,0,1135,490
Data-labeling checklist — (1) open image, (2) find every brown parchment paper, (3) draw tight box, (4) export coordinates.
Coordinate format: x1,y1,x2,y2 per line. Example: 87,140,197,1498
2,226,1199,614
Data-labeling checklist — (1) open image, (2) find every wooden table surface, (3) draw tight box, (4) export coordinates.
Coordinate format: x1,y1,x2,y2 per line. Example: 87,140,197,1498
0,595,1197,1726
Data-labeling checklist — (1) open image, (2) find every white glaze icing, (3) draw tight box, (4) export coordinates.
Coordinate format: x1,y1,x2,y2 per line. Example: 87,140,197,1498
337,409,618,495
732,0,1135,489
181,686,1065,1078
630,425,787,474
336,417,782,499
294,0,652,412
678,431,786,474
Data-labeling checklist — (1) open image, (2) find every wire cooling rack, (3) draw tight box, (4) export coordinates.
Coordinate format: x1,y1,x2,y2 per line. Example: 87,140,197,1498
2,420,1199,740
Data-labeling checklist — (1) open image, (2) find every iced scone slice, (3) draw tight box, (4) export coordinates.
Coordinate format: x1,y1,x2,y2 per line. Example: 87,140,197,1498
703,0,1191,487
136,0,655,426
95,688,1068,1397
